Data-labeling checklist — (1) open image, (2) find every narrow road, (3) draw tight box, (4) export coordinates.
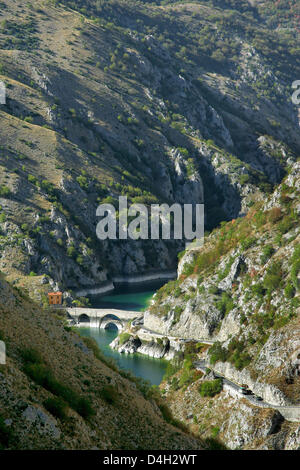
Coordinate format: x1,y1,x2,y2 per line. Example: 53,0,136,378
194,360,300,414
135,326,300,421
138,326,214,345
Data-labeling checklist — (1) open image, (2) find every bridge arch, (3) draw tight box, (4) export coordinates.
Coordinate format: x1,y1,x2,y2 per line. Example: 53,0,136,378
99,314,123,331
78,313,90,323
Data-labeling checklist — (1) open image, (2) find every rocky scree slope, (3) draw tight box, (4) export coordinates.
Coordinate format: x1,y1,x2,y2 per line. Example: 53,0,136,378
0,0,299,296
0,274,203,450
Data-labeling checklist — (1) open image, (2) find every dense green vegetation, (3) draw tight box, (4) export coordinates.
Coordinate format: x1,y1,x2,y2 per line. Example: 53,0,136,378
209,340,251,370
199,378,222,397
0,415,13,449
119,332,131,345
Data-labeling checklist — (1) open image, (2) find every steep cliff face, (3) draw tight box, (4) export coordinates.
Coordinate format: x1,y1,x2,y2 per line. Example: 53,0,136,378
161,370,300,450
114,160,300,448
143,161,300,397
0,275,201,450
0,0,299,295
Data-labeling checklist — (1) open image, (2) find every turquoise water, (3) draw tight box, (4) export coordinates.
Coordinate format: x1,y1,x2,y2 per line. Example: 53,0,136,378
78,283,168,385
79,326,167,385
88,280,167,311
93,290,155,312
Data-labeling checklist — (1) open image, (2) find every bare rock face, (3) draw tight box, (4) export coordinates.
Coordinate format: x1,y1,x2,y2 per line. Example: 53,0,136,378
284,426,300,450
137,338,170,359
218,256,245,291
223,405,283,449
22,406,61,440
111,333,183,360
213,361,290,407
139,159,300,442
111,335,142,355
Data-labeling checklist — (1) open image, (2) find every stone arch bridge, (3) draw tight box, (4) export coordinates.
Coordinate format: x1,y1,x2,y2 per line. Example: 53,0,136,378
66,307,138,331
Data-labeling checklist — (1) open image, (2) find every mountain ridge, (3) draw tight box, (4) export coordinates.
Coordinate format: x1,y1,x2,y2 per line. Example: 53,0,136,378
0,0,299,300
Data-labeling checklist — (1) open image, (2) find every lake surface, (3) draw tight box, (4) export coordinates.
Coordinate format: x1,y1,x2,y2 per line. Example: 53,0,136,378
88,280,167,312
78,281,168,385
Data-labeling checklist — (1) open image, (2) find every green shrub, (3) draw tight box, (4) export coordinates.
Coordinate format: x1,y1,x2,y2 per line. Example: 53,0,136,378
216,292,234,316
251,283,266,297
278,215,296,234
233,353,252,370
173,287,182,297
199,378,222,397
263,262,282,291
101,196,118,208
208,342,228,365
240,237,256,251
163,359,181,381
119,332,131,345
23,362,55,389
211,426,220,438
20,347,43,365
76,175,89,190
173,305,183,325
274,315,294,330
67,245,76,258
21,223,29,232
56,238,64,247
227,338,252,370
22,348,94,419
209,340,251,371
0,185,10,197
40,180,55,195
204,437,227,450
284,283,295,299
27,174,38,185
178,357,196,388
75,397,95,419
0,416,12,449
99,385,118,405
44,397,67,421
260,245,275,265
290,246,300,289
208,285,219,295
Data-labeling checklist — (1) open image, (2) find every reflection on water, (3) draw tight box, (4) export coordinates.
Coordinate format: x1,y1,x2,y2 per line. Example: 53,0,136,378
79,282,169,385
79,326,167,386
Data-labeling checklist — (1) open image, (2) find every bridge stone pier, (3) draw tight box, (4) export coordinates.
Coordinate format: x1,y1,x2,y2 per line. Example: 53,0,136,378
66,307,139,331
